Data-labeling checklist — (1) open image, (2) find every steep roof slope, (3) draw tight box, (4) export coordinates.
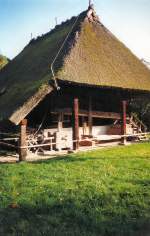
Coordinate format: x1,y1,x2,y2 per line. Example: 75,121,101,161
0,12,86,124
0,6,150,125
58,20,150,90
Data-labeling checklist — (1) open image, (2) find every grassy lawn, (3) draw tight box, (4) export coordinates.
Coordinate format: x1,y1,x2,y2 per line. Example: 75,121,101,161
0,143,150,236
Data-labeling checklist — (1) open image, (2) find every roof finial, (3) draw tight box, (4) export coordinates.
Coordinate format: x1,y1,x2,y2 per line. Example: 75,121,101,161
88,0,94,9
89,0,92,7
87,0,99,22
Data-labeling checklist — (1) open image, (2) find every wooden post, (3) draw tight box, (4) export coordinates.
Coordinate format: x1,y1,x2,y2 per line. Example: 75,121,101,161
58,112,63,132
56,112,63,151
88,96,93,136
19,119,27,161
72,98,79,150
121,101,127,145
83,121,87,136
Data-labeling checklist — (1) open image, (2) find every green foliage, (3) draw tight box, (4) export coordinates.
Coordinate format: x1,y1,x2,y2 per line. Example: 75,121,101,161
129,96,150,130
0,143,150,235
0,55,9,70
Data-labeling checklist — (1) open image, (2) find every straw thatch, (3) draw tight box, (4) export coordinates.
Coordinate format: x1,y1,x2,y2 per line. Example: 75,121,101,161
0,7,150,125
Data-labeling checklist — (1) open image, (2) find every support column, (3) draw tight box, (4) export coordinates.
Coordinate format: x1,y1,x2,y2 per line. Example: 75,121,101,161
19,119,27,161
121,101,127,145
72,98,79,150
56,112,63,151
58,112,63,132
83,121,87,136
88,96,93,136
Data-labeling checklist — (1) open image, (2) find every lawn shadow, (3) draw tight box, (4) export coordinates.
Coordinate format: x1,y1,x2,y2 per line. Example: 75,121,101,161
30,152,150,165
30,154,101,165
131,179,150,187
0,196,150,236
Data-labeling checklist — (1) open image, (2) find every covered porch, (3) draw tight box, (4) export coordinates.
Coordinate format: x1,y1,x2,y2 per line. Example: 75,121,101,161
17,84,147,160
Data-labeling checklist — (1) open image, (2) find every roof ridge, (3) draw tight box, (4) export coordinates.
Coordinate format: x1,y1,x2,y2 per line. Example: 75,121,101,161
28,10,88,47
27,6,100,47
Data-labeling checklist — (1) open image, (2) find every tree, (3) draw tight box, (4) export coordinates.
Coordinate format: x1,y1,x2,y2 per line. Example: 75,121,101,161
129,95,150,130
0,55,9,70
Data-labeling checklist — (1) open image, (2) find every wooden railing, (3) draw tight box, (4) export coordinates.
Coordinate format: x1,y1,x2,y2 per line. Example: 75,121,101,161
51,108,121,120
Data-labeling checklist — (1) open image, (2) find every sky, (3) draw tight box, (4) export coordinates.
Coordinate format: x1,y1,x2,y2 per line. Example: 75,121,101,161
0,0,150,61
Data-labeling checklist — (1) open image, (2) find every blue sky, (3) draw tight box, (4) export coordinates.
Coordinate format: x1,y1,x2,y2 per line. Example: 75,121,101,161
0,0,150,61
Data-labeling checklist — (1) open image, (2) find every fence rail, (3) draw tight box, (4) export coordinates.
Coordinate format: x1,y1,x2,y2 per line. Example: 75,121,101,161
0,141,17,149
0,133,149,150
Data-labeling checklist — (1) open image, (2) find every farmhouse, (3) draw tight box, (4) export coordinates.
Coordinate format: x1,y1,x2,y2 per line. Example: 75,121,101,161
0,4,150,160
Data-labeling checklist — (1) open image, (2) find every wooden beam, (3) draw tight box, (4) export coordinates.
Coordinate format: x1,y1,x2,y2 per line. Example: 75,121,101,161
121,101,127,145
72,98,79,150
88,96,93,135
83,121,87,136
58,112,63,132
19,119,27,161
51,109,121,120
56,112,63,151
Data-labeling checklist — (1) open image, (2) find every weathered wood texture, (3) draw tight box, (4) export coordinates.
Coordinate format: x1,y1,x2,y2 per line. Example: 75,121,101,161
88,96,93,135
51,109,121,119
72,98,79,150
19,119,27,161
121,101,127,144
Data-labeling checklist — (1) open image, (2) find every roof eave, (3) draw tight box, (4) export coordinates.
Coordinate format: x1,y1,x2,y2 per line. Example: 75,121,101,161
57,79,150,94
9,85,54,125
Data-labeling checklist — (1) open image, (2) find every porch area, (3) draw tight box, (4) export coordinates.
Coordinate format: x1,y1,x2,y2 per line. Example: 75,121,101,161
20,84,147,159
0,85,148,161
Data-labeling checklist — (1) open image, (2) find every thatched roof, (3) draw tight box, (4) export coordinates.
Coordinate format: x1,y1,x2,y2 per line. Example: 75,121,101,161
0,6,150,125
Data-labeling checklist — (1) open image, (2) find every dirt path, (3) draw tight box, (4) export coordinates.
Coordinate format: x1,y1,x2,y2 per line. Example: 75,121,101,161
0,142,121,163
0,155,18,163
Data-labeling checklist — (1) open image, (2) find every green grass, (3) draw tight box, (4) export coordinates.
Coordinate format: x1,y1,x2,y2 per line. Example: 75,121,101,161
0,143,150,236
